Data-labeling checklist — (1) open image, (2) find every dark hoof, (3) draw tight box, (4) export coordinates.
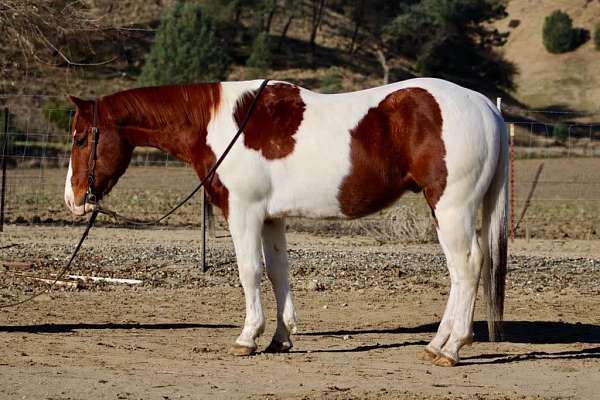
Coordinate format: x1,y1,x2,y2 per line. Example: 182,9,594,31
229,343,256,356
264,339,293,353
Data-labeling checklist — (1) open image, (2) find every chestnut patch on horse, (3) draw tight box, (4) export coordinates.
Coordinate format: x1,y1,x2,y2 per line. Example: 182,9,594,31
96,84,230,216
103,84,222,164
338,87,447,219
234,83,305,160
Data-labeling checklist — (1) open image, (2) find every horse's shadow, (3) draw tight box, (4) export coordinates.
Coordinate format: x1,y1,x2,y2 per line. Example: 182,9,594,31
297,321,600,364
2,320,598,365
301,320,600,344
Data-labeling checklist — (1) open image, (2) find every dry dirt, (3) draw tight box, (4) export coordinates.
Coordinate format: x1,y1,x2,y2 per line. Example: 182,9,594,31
1,225,599,400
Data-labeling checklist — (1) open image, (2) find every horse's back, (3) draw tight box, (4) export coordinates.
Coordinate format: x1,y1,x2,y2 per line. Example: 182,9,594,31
212,79,505,219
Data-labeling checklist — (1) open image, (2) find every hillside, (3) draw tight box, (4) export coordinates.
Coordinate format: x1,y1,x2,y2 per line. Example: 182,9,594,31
496,0,600,120
1,0,600,124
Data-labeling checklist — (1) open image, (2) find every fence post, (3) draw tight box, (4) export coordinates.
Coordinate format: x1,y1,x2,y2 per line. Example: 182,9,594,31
1,107,9,233
200,187,207,272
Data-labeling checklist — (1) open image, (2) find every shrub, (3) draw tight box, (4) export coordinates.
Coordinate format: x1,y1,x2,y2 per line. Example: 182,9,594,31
245,32,272,79
359,206,437,244
594,21,600,50
138,1,230,86
553,123,569,142
0,109,23,145
42,98,74,132
543,10,577,54
319,67,344,94
0,108,6,133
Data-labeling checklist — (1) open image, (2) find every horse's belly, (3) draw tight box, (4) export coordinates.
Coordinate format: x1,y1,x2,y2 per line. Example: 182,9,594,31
266,182,346,219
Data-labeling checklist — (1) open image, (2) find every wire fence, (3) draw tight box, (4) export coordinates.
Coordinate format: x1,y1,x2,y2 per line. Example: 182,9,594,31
0,95,203,229
0,94,599,240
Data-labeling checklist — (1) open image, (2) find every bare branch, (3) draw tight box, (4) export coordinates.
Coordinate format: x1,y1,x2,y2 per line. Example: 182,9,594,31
37,32,119,67
0,0,120,68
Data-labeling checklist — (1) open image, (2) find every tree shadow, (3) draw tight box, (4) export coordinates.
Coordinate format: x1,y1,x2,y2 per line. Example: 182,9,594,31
0,322,236,334
535,104,583,114
272,35,374,74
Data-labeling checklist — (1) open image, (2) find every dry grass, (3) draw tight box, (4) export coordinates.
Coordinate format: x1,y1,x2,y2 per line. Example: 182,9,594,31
357,206,437,244
2,157,600,240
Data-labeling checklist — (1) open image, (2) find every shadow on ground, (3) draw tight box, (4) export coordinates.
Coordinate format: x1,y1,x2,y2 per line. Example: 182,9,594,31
301,320,600,344
2,320,598,365
0,322,236,333
459,346,600,366
299,320,600,364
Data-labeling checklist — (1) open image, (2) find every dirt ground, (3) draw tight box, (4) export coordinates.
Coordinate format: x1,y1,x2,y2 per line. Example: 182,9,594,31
1,225,599,400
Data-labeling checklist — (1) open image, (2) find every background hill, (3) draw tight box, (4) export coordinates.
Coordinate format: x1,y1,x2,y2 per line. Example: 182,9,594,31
496,0,600,121
1,0,599,123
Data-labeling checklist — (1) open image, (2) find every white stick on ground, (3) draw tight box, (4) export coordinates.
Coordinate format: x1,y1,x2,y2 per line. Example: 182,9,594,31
27,277,80,289
66,275,143,285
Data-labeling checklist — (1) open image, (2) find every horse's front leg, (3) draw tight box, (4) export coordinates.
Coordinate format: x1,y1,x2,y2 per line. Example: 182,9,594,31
228,200,266,356
262,218,297,353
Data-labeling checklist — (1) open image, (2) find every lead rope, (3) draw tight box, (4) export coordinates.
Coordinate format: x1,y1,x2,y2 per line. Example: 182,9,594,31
0,79,270,308
0,210,99,309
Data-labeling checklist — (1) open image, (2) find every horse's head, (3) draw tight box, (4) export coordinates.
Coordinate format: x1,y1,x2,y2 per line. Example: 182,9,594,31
64,96,133,216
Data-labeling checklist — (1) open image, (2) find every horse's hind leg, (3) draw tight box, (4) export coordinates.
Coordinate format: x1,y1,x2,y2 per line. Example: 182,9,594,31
429,207,483,366
422,230,458,361
228,201,267,356
262,218,297,353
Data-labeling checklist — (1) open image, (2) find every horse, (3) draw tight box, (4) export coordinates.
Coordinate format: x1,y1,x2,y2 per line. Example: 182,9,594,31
64,78,508,367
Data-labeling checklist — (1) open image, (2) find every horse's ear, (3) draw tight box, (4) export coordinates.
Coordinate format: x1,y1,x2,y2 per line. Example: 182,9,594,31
67,95,93,116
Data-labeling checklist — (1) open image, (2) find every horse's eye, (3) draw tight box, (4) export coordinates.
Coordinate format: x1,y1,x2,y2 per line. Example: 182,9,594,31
74,135,87,147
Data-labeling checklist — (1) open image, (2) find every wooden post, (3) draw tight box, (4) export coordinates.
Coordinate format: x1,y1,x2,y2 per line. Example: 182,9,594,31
200,187,207,272
509,123,515,241
1,107,9,233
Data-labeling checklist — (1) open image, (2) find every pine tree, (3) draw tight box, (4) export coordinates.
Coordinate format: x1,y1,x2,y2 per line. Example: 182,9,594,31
384,0,515,89
41,98,73,133
138,1,230,86
543,10,576,54
245,32,273,79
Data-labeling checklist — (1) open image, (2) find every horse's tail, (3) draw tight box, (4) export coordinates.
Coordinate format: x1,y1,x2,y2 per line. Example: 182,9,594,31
481,117,509,342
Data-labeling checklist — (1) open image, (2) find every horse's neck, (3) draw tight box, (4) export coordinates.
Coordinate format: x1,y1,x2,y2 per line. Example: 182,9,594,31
106,83,225,164
119,124,198,164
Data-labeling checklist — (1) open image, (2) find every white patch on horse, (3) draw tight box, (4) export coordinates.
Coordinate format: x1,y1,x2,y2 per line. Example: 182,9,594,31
208,81,403,219
64,157,87,216
402,78,507,364
64,158,76,211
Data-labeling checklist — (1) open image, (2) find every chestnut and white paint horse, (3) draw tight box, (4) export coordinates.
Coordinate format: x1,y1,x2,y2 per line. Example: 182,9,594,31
65,78,507,367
